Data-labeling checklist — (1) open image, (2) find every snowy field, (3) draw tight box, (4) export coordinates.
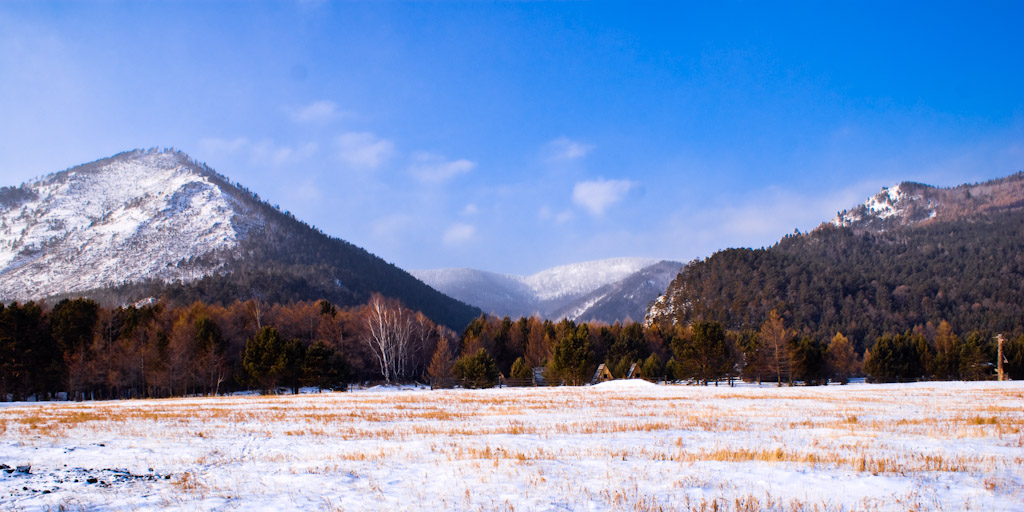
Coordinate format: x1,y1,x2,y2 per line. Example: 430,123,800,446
1,381,1022,511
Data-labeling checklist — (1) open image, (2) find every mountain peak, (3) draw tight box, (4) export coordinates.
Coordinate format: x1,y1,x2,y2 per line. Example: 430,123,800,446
829,172,1024,232
0,149,256,301
412,258,682,323
1,149,480,329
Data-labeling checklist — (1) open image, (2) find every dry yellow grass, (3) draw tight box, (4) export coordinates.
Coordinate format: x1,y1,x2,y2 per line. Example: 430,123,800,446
1,382,1022,510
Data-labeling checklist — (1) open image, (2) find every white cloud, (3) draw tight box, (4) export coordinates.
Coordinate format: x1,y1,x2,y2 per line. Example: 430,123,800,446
538,205,573,224
572,178,637,216
199,137,316,166
288,100,345,124
199,137,249,154
442,223,476,245
409,152,475,183
546,137,594,161
336,132,395,169
461,203,479,216
251,140,317,166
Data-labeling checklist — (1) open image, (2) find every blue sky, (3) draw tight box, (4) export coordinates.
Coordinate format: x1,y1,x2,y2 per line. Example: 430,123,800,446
2,2,1022,274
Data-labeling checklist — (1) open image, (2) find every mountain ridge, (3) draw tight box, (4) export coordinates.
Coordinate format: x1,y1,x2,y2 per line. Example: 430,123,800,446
830,171,1024,232
0,149,480,329
647,171,1024,346
413,257,683,323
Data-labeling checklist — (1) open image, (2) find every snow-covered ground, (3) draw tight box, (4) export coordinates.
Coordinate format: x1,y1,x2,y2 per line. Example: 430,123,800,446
1,381,1022,511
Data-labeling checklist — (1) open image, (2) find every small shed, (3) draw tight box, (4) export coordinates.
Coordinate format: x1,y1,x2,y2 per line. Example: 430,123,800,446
590,363,614,385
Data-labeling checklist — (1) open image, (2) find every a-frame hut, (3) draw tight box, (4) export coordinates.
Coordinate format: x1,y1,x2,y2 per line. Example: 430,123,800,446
590,363,614,385
626,362,640,379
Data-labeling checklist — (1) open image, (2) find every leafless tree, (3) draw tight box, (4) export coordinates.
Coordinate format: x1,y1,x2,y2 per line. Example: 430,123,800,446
364,294,417,384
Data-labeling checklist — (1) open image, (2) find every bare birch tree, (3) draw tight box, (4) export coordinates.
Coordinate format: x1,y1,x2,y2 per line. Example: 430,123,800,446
364,294,416,384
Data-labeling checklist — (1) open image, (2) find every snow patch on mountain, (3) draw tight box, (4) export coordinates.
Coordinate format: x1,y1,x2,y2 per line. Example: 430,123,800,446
831,183,938,229
0,149,261,302
412,258,679,322
522,258,659,300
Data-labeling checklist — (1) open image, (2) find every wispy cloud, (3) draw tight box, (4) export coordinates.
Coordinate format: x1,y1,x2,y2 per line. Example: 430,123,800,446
336,132,395,169
409,152,475,183
442,222,476,245
546,136,594,161
199,137,249,154
287,100,346,124
199,137,316,166
251,140,317,166
572,178,637,216
538,205,573,224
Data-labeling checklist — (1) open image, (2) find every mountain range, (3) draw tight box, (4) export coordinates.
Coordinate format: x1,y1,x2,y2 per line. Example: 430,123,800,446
647,172,1024,347
4,149,1021,336
412,258,683,324
0,149,480,329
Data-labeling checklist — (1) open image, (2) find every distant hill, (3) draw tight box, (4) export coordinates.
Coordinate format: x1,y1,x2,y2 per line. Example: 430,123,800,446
0,149,480,329
413,258,683,323
648,172,1024,349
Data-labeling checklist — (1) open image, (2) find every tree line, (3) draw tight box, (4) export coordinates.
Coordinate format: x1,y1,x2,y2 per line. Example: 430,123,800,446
4,296,1023,401
430,311,1024,388
0,295,453,401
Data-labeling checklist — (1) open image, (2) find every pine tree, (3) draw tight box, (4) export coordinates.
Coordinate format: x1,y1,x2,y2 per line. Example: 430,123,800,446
453,348,499,388
510,356,531,379
549,324,593,385
790,336,827,385
302,341,348,392
641,353,664,382
243,327,286,393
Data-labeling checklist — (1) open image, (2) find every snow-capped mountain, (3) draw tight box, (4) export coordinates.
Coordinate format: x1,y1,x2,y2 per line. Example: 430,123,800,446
412,258,683,323
0,149,479,328
831,172,1024,232
0,150,255,299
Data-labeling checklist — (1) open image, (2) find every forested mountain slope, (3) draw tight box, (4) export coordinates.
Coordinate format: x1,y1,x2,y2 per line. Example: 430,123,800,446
0,149,480,329
648,173,1024,350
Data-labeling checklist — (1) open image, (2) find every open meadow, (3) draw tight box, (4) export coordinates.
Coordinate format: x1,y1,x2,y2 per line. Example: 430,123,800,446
1,380,1022,511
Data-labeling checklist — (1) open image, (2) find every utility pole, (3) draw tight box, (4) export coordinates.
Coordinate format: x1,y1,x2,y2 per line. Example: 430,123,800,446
997,334,1005,382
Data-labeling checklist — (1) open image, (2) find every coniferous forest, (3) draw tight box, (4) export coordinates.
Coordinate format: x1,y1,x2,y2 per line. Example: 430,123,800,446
654,209,1024,352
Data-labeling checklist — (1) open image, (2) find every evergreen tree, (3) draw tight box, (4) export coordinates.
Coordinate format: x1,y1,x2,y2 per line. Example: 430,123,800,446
281,339,307,394
1004,334,1024,380
641,353,664,382
301,341,348,391
958,332,993,381
550,324,593,385
864,333,928,383
242,327,286,393
453,348,499,388
790,336,827,385
674,321,729,385
510,356,532,379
